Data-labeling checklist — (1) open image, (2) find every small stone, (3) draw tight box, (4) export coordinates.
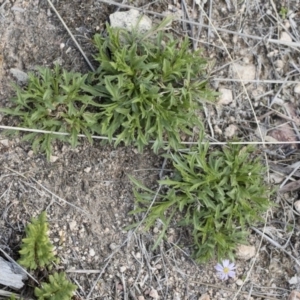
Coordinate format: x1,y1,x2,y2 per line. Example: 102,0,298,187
109,243,118,251
218,88,233,105
199,294,210,300
149,289,159,299
109,9,152,33
269,172,285,184
49,155,59,163
231,63,255,83
84,167,91,173
0,139,9,147
89,248,95,257
214,125,222,135
236,244,256,260
69,220,77,231
274,60,284,70
294,83,300,94
224,124,238,138
288,276,299,285
294,200,300,213
173,291,180,300
235,279,244,286
138,296,145,300
288,290,300,300
120,266,127,273
280,31,292,43
153,227,159,233
10,68,28,84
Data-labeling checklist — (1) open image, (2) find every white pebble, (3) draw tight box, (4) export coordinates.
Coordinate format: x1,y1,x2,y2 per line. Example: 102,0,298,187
89,248,95,257
231,63,255,83
294,200,300,213
69,220,77,231
236,244,256,260
224,124,238,138
236,279,244,286
294,83,300,94
280,32,292,43
109,243,118,250
149,289,159,299
218,88,233,105
120,266,127,272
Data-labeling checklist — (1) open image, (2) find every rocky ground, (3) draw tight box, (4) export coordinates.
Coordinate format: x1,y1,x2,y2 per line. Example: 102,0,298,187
0,0,300,299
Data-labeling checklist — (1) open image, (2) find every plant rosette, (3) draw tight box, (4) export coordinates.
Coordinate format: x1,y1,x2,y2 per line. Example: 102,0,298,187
129,142,271,262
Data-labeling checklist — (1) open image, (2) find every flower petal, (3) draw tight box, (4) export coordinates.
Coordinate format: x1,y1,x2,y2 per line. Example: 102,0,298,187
228,271,236,278
214,264,223,272
222,259,230,267
228,262,236,270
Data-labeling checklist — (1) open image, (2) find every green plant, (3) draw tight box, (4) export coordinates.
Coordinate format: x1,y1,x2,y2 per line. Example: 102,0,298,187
0,64,100,160
91,18,217,152
17,212,76,300
34,272,77,300
129,143,271,262
2,19,217,157
18,212,58,270
279,6,288,19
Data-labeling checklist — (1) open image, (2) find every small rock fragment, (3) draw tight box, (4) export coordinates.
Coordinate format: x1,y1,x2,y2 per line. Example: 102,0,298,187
84,167,91,173
69,220,77,231
288,290,300,300
269,172,285,184
274,59,284,71
153,227,159,233
294,200,300,213
120,266,127,273
149,289,159,299
280,31,292,43
231,63,255,83
173,291,180,300
89,248,95,257
0,139,9,147
236,244,256,260
224,124,238,138
10,68,28,84
109,9,152,33
28,150,34,157
294,83,300,94
235,279,244,286
49,155,59,163
288,276,300,285
109,243,118,251
218,88,233,105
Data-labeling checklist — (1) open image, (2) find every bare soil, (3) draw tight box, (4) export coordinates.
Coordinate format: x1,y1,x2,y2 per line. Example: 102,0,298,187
1,0,300,299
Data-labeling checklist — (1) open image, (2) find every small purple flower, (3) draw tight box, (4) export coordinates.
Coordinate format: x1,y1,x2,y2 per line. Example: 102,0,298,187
214,259,236,280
